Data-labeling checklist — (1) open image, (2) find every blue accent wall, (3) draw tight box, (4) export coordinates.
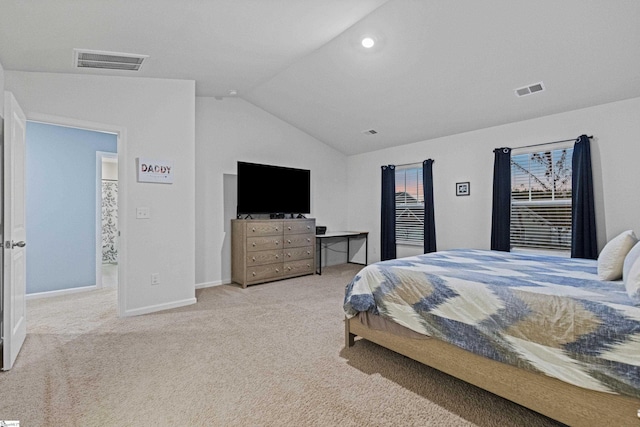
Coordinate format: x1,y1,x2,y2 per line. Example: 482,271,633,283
26,122,117,294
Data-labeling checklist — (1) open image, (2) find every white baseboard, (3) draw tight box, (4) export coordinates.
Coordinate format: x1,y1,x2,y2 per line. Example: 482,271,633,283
122,297,197,317
195,279,227,289
26,284,98,300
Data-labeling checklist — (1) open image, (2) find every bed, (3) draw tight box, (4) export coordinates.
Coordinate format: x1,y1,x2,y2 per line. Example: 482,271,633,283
343,249,640,426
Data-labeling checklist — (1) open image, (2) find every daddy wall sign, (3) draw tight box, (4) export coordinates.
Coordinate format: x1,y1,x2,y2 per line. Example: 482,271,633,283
136,157,174,183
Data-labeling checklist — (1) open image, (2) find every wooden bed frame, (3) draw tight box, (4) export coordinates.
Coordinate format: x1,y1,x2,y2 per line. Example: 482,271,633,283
346,316,640,426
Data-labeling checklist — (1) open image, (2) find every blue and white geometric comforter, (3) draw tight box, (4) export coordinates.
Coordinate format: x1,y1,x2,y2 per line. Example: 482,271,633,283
344,249,640,398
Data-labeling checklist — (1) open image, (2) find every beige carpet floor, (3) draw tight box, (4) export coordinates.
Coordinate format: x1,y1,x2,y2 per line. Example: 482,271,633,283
0,264,563,426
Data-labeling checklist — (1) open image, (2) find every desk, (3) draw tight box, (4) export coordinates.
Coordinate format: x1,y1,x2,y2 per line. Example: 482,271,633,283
315,231,368,275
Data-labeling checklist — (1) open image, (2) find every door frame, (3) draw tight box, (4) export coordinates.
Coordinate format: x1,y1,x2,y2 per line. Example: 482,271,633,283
96,151,118,288
27,113,127,317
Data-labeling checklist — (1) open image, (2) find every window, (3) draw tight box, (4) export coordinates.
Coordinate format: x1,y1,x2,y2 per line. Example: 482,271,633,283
395,165,424,244
510,146,573,252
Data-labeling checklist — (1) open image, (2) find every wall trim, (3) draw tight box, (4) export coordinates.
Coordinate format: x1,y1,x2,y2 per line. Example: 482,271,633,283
195,280,227,289
26,285,98,300
122,297,197,317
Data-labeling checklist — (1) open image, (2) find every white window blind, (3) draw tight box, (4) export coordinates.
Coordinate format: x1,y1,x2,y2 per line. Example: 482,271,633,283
510,147,573,252
395,165,424,244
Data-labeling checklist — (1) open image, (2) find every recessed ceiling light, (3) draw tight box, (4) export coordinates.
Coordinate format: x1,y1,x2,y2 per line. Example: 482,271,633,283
361,37,375,48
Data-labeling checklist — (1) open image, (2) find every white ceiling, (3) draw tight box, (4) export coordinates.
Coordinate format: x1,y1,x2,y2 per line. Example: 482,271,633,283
1,0,639,155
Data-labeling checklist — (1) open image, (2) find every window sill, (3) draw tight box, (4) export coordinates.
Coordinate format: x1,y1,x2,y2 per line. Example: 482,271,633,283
397,241,423,247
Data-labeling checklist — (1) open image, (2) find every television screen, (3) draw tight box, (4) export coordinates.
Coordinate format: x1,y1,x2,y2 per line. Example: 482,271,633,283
237,162,310,215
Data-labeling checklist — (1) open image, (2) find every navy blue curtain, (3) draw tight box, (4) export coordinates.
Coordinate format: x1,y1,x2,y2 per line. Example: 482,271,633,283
571,135,597,259
491,147,512,251
423,159,436,253
381,165,396,261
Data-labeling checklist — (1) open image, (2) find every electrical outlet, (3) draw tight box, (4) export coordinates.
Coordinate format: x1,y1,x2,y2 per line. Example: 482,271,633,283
136,207,150,219
151,273,160,285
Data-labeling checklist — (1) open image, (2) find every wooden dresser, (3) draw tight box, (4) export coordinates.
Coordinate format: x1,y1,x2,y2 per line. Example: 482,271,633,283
231,218,315,287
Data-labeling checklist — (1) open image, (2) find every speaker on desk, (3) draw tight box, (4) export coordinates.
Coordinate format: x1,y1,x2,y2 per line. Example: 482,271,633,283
316,226,327,235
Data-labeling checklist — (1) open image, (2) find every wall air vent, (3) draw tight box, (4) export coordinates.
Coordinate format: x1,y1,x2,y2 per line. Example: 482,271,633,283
73,49,148,71
362,129,378,135
515,81,545,97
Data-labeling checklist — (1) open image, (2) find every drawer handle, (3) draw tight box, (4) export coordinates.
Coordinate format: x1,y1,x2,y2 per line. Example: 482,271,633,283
252,256,256,261
287,253,291,257
287,239,291,244
275,240,279,245
275,268,280,273
252,227,255,232
252,242,256,247
306,238,311,242
306,225,310,229
287,266,292,271
275,227,279,231
307,251,311,255
288,226,292,230
275,254,279,259
252,272,256,276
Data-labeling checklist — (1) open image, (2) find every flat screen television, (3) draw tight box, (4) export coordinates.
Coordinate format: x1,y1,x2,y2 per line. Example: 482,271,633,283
237,161,310,215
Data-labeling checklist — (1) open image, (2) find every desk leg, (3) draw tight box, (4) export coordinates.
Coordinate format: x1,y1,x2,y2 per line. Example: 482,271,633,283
317,239,322,275
365,234,368,265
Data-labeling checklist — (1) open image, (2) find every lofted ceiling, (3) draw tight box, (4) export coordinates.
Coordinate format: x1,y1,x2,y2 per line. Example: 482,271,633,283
1,0,639,155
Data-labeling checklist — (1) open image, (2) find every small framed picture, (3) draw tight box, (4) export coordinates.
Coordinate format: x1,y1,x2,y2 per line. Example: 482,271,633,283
456,182,470,196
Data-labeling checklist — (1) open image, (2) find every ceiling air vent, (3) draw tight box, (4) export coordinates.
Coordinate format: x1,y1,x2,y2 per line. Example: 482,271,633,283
362,129,378,135
515,81,545,97
73,49,148,71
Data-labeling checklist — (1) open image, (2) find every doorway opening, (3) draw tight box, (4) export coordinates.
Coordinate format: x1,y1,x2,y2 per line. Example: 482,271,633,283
24,116,124,316
97,152,118,289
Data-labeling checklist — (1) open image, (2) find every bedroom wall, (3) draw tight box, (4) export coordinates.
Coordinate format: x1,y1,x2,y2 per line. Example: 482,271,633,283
25,121,117,294
195,97,350,287
347,96,640,263
5,71,196,316
0,59,5,118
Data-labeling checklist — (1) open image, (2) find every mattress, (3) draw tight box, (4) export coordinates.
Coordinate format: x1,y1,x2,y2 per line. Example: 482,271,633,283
343,249,640,398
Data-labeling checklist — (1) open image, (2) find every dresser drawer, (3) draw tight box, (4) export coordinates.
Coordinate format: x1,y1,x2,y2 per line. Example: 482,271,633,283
246,249,283,266
247,264,284,282
247,236,281,252
246,221,283,236
283,234,314,248
284,220,315,235
284,259,314,276
284,246,313,262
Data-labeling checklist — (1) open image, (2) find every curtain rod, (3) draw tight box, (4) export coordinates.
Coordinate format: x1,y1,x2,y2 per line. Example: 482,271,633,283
388,160,435,168
512,135,593,151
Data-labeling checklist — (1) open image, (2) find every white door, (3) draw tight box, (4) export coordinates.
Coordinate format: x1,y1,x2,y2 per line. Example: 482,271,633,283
2,91,27,370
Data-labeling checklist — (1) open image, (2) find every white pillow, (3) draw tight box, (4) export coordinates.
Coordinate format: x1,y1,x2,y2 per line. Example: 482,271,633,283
625,255,640,304
597,230,638,280
623,241,640,281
